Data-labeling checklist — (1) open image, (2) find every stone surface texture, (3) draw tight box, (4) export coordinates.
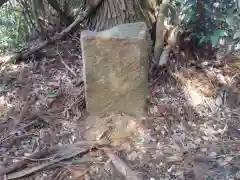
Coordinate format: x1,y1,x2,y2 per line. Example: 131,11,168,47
81,22,150,117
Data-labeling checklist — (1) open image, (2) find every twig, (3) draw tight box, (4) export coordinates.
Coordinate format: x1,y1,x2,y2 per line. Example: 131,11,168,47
0,155,55,162
0,117,43,146
0,134,35,149
56,45,77,77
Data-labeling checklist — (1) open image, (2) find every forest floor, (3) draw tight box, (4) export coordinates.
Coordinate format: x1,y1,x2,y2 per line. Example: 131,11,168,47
0,37,240,180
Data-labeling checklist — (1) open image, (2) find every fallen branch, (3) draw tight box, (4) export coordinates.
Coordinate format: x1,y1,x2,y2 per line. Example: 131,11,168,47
13,10,87,62
0,116,44,146
106,151,142,180
0,140,110,179
6,147,88,180
0,134,34,149
0,153,55,162
57,45,77,77
0,148,57,176
11,0,103,63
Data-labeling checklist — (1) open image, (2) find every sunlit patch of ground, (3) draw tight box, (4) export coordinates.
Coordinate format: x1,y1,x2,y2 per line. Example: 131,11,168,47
141,55,240,179
0,54,15,64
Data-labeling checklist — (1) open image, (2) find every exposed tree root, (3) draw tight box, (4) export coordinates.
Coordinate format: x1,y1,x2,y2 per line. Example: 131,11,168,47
10,0,104,63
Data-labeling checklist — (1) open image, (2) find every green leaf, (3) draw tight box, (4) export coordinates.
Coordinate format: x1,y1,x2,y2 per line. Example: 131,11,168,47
180,7,196,24
174,0,184,3
210,30,228,46
233,30,240,39
206,176,213,180
226,15,235,27
46,92,58,98
213,29,228,37
174,0,189,4
199,36,208,45
226,6,236,16
136,137,144,143
210,36,218,46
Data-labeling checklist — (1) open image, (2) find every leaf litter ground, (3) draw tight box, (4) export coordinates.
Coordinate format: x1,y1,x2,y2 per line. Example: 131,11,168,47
0,39,240,180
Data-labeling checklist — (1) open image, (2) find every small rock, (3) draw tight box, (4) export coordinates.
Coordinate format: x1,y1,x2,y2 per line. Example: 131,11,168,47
150,106,158,114
201,148,208,152
12,159,20,163
194,138,202,144
202,136,209,141
128,151,138,161
155,125,161,131
24,153,32,156
209,152,217,157
215,95,223,107
187,89,204,107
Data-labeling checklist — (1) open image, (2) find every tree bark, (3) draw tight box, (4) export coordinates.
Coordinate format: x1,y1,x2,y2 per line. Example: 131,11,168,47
196,0,204,29
85,0,149,31
11,8,92,62
10,0,156,63
47,0,74,26
153,0,170,64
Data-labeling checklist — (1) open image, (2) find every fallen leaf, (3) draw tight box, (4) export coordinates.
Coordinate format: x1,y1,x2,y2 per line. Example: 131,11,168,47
46,91,58,98
206,176,213,180
136,137,144,143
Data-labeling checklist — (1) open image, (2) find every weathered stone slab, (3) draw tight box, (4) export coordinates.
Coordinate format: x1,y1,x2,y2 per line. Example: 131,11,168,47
81,22,150,117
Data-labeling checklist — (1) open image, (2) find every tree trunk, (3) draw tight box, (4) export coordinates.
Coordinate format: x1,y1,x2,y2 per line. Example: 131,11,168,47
196,0,204,30
85,0,152,31
47,0,74,26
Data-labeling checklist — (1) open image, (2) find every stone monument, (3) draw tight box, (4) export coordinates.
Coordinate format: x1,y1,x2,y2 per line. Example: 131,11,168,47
81,22,150,117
